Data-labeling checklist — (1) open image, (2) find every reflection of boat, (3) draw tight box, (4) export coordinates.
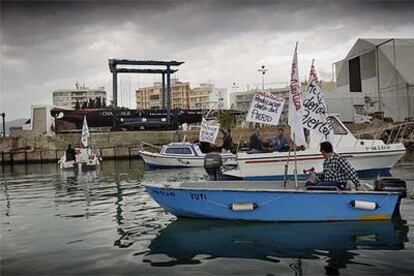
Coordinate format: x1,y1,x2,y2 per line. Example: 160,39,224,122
218,115,406,180
139,142,235,169
146,218,408,268
145,180,404,221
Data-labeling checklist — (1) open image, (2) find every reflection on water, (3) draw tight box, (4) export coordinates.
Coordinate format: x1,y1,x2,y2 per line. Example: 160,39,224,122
146,218,409,273
1,159,414,275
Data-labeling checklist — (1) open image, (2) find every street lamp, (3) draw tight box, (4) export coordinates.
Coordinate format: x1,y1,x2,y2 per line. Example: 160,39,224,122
258,65,268,91
1,112,5,137
232,82,239,93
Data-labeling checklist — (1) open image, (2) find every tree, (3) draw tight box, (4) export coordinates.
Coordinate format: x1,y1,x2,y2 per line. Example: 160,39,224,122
218,110,237,130
102,98,107,107
74,100,80,109
81,100,88,109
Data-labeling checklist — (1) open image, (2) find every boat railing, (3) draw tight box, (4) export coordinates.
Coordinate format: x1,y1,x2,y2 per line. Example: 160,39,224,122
140,142,162,152
351,122,414,146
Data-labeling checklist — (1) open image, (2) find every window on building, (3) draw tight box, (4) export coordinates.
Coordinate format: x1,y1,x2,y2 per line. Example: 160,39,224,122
354,105,365,115
349,57,362,92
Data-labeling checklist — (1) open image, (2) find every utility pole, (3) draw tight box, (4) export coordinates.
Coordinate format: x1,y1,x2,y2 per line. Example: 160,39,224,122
1,113,5,137
258,65,268,91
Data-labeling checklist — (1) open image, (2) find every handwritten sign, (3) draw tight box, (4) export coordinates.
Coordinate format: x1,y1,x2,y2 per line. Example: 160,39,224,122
246,91,285,126
302,80,333,139
199,118,220,144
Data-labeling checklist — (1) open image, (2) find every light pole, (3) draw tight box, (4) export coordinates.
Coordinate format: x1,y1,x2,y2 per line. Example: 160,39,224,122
258,65,268,91
1,113,5,137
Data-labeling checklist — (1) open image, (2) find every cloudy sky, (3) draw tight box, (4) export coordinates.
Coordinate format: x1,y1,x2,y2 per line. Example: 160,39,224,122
1,0,414,120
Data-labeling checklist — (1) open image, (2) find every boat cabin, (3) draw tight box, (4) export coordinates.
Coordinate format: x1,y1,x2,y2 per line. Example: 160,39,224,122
160,142,205,156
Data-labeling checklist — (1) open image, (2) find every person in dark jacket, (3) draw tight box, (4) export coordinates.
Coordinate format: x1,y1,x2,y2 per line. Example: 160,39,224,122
222,128,233,153
249,125,264,152
65,144,76,161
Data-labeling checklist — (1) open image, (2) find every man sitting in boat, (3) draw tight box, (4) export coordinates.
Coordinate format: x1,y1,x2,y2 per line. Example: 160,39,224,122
270,128,289,152
65,144,76,162
307,141,362,190
249,125,265,153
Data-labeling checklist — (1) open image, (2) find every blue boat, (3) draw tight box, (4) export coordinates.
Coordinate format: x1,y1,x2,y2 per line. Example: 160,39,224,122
145,181,402,222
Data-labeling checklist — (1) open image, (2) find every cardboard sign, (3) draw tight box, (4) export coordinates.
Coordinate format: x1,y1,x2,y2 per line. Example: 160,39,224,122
246,91,285,126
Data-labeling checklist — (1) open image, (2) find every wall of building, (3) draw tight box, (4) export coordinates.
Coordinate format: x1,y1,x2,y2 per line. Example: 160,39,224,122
53,87,107,109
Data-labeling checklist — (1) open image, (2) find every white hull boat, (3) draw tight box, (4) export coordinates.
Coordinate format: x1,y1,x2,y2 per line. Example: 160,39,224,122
219,116,406,180
139,142,236,169
58,148,101,171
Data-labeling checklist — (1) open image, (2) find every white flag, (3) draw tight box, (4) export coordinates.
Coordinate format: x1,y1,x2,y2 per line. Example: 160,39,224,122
302,61,334,143
288,42,306,146
199,118,220,144
81,115,90,147
246,91,285,126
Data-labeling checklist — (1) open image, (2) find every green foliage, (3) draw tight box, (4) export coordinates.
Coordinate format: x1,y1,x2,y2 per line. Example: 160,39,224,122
218,110,237,130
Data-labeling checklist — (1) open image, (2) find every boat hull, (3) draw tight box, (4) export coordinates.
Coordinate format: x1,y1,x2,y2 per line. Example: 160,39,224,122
145,184,399,222
140,151,235,169
224,146,406,180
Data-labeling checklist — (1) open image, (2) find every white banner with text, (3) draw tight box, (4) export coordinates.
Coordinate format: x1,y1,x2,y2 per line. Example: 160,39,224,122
246,91,285,126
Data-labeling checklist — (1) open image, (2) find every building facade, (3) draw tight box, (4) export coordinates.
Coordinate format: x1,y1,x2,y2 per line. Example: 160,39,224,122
53,86,107,109
136,79,191,110
136,80,228,110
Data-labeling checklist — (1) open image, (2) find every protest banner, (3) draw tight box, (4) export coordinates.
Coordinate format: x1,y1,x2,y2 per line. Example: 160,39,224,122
288,43,306,146
302,79,334,142
199,118,220,144
246,91,285,126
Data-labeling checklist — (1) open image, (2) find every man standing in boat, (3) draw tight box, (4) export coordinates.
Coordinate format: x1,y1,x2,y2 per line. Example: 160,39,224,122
308,141,362,190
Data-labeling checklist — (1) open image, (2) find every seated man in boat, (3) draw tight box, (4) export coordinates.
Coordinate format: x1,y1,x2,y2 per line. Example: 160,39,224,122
249,125,265,153
307,141,362,190
65,144,76,162
270,128,289,152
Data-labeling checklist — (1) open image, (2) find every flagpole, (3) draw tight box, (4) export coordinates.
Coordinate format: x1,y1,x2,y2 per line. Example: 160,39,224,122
293,133,298,189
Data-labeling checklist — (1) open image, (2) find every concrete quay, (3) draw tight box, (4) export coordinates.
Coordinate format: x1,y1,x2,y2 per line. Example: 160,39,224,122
0,128,281,165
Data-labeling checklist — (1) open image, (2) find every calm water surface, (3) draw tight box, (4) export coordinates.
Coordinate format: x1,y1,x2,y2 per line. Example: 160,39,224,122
1,154,414,276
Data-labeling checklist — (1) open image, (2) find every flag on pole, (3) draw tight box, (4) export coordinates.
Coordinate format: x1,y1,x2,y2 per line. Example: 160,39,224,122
81,115,90,148
288,42,306,146
302,60,334,143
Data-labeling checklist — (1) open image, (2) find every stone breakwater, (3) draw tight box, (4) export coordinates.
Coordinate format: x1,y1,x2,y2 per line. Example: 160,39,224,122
0,128,278,165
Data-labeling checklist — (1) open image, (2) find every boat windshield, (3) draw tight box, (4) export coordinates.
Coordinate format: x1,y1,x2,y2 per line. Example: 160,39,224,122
165,147,193,155
329,117,348,135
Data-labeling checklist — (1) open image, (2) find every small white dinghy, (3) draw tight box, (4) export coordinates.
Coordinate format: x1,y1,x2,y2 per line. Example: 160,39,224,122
58,116,101,171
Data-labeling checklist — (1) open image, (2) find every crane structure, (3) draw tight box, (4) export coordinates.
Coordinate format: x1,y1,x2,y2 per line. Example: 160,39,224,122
108,59,184,122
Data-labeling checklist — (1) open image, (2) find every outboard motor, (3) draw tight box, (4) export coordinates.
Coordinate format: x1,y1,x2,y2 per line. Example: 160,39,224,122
204,153,223,180
374,177,407,217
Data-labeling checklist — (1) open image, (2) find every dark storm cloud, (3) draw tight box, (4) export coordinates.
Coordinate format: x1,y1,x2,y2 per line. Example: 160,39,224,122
1,1,414,119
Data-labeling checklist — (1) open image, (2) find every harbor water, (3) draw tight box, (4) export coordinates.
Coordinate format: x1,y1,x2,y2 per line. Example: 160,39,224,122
1,154,414,275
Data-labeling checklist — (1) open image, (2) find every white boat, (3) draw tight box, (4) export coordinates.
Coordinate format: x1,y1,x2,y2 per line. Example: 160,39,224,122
58,116,101,171
139,142,236,169
218,115,406,180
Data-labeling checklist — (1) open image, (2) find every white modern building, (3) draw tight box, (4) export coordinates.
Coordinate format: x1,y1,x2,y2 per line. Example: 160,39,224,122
53,84,107,109
334,38,414,122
